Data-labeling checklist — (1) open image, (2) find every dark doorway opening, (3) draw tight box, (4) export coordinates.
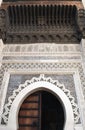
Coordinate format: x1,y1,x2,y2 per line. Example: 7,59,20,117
18,91,64,130
42,91,64,130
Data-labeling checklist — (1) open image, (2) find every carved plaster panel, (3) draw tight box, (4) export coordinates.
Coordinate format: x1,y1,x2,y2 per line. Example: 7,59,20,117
4,74,76,104
0,62,85,96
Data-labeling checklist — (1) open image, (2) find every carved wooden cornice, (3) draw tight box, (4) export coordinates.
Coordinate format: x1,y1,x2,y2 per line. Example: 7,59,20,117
1,1,84,10
0,1,85,44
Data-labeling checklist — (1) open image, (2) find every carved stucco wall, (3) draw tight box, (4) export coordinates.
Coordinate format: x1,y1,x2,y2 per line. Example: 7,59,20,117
0,62,84,128
0,42,85,130
4,74,76,104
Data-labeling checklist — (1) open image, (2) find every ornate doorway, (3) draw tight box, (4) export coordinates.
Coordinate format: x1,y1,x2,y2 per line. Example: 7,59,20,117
6,80,74,130
18,91,64,130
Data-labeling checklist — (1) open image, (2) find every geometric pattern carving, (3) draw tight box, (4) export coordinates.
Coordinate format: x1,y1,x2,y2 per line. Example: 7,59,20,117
0,62,85,96
2,74,80,124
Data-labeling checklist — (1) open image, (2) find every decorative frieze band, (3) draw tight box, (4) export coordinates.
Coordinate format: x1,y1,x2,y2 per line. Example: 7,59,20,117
2,44,81,56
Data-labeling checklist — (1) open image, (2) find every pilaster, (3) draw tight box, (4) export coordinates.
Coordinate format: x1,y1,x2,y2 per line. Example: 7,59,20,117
81,38,85,130
0,39,3,68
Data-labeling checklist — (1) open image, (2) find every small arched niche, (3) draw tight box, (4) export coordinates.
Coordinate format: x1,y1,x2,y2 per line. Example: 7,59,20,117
18,90,64,130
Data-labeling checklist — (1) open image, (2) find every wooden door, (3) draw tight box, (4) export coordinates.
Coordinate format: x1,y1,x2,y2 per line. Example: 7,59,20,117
18,92,41,130
18,91,64,130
